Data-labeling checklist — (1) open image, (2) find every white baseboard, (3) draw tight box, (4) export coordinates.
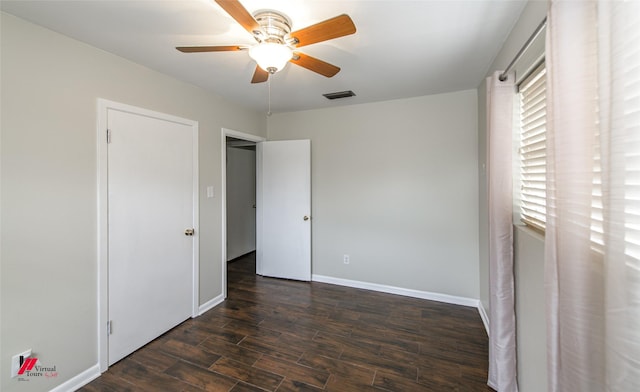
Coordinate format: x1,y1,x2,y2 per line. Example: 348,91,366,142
478,300,490,336
50,363,100,392
198,293,225,316
312,274,480,308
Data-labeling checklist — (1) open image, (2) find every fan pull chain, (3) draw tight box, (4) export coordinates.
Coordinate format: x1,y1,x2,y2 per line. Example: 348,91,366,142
267,76,272,117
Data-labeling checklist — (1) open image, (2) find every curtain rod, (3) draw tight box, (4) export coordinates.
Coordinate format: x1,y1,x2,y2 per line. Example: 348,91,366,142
499,17,547,81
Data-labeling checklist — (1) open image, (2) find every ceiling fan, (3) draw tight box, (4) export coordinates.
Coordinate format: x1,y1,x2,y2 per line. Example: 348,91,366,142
176,0,356,84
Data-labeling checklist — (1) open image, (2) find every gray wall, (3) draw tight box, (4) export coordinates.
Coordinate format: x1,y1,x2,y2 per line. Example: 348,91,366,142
1,13,265,391
477,1,548,391
267,90,480,300
226,146,257,260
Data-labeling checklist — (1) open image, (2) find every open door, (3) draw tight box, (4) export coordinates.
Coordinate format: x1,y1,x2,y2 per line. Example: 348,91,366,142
257,140,311,281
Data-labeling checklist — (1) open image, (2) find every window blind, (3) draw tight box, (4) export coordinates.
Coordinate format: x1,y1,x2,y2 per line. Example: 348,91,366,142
518,63,547,231
616,8,640,262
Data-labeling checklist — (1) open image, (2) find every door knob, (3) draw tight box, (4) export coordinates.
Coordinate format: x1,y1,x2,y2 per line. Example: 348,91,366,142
184,228,195,236
303,216,309,221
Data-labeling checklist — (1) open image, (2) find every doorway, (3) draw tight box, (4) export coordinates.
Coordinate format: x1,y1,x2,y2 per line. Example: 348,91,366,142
221,129,312,298
221,128,265,298
226,136,257,262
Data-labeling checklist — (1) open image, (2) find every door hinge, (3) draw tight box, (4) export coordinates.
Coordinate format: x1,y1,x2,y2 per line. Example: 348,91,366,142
106,129,112,144
107,320,112,335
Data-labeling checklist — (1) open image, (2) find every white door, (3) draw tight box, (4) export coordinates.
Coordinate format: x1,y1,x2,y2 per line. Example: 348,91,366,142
257,140,311,281
107,108,196,365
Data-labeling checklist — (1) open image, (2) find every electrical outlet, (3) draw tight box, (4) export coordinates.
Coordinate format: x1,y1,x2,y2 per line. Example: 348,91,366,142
343,254,350,264
11,349,32,378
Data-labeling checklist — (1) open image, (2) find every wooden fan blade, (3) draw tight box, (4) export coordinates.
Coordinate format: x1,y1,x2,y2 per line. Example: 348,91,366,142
290,52,340,78
176,45,245,53
289,14,356,48
251,66,269,84
215,0,260,35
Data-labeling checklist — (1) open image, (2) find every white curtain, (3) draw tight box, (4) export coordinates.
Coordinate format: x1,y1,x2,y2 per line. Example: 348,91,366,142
487,71,518,392
545,0,640,391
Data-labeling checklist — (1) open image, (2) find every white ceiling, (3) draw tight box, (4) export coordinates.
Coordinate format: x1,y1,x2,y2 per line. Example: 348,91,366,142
1,0,527,113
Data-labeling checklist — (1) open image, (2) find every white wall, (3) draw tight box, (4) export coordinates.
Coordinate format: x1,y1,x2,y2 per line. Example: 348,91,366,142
477,1,548,391
0,13,265,391
267,90,479,300
226,146,256,260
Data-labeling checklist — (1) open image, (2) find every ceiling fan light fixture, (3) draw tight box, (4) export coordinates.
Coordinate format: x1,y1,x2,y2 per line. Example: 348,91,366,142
249,42,293,74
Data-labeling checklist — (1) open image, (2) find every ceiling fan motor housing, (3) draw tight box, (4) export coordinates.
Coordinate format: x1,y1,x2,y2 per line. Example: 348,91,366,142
253,10,293,45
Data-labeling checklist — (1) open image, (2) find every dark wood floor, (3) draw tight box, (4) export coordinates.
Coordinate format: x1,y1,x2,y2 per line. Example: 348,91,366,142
81,253,491,391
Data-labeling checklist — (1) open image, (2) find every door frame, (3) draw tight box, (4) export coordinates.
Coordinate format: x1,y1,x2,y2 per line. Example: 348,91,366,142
97,99,199,372
221,128,265,298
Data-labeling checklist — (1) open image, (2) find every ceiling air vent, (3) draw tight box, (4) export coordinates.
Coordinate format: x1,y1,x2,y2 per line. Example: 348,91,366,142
322,90,356,100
